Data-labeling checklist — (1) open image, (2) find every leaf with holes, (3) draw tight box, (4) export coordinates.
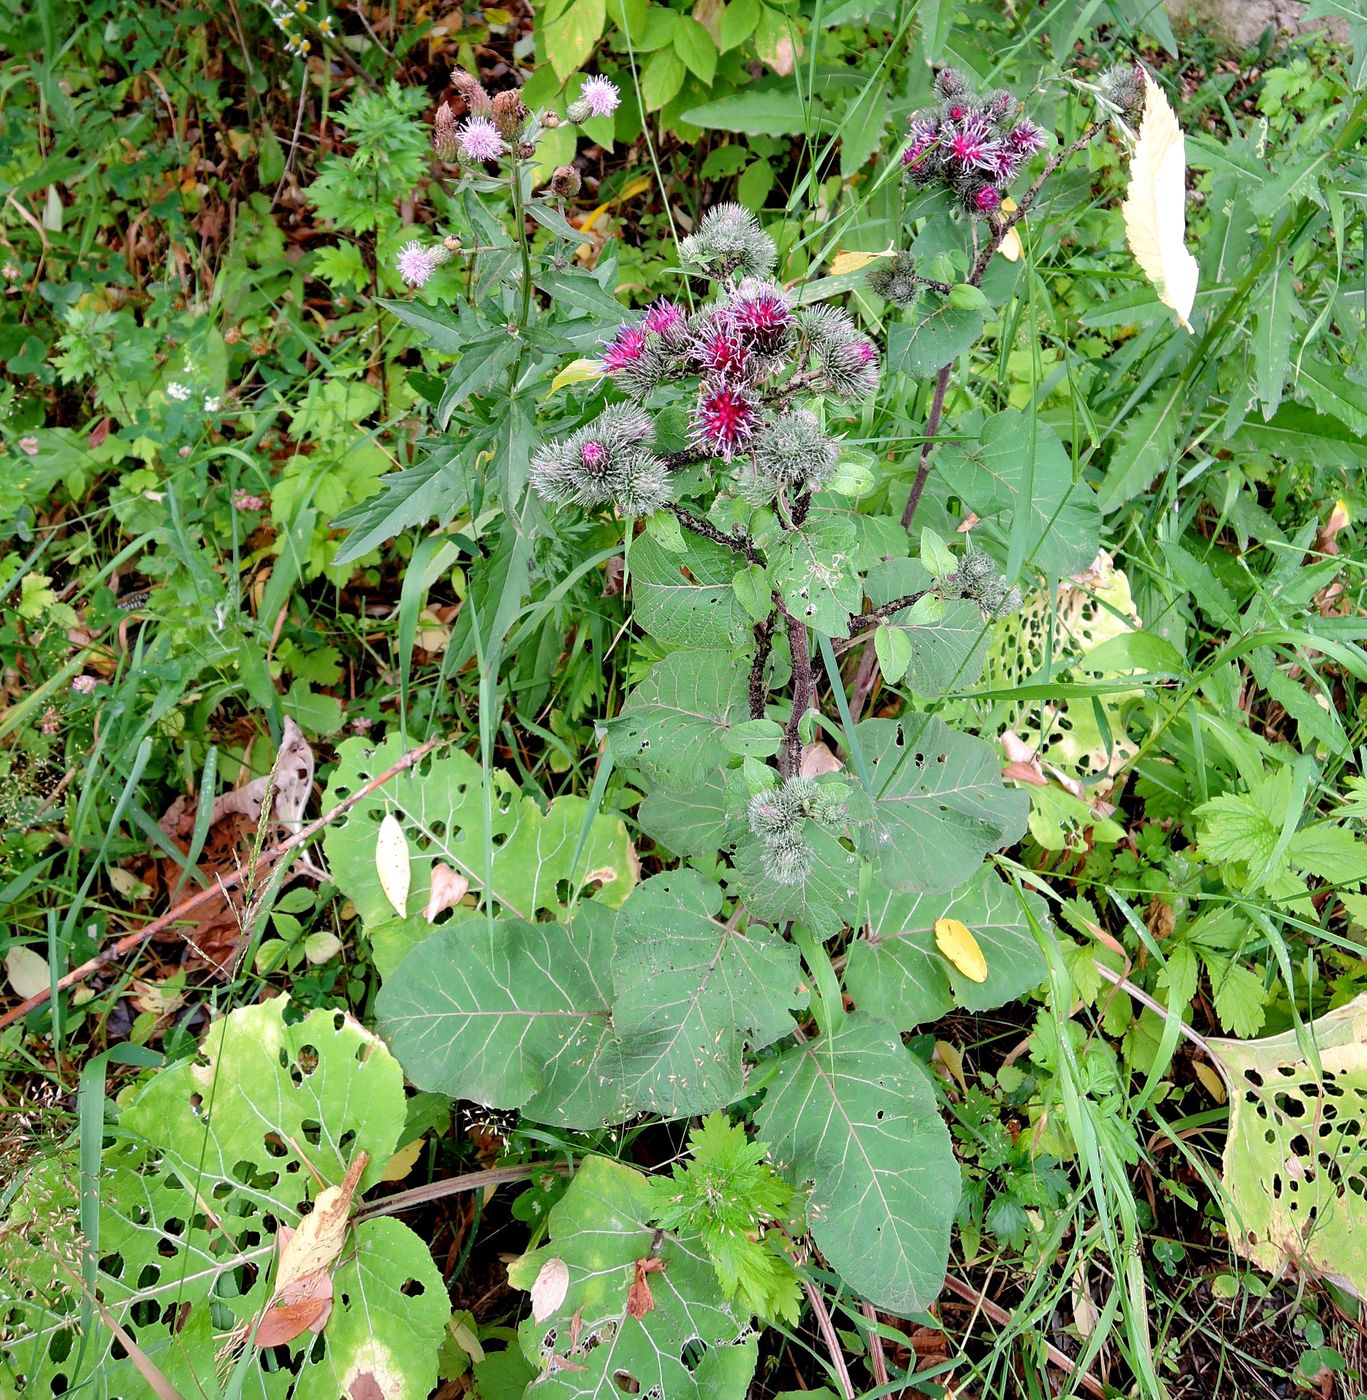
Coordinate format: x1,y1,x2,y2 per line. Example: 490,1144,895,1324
0,1000,446,1399
846,866,1049,1027
769,517,862,637
506,1155,755,1399
611,872,807,1117
377,901,635,1128
1214,995,1367,1297
322,737,636,976
864,559,989,698
854,715,1028,895
756,1014,959,1314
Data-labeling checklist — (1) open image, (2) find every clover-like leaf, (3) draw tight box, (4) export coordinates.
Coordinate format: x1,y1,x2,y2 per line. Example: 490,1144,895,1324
612,872,807,1117
507,1155,755,1400
756,1013,959,1314
855,714,1027,894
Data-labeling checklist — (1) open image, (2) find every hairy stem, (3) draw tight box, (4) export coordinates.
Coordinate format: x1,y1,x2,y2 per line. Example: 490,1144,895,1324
781,615,813,778
508,155,534,329
844,589,931,638
667,503,762,564
749,613,776,719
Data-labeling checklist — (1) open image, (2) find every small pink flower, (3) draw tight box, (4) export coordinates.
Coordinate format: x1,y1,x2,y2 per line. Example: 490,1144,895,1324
17,437,38,457
947,104,966,121
902,117,939,170
988,146,1021,182
457,115,506,162
233,488,266,511
948,117,999,173
643,298,685,337
350,716,373,734
396,240,439,288
72,675,98,695
691,379,759,462
40,707,61,735
580,75,621,118
601,324,648,373
1009,120,1046,154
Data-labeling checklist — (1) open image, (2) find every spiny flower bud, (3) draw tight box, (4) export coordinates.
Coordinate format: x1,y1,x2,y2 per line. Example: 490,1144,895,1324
517,141,536,159
766,835,813,886
748,778,817,842
679,203,778,282
432,101,460,162
550,164,582,198
751,409,838,493
1098,62,1147,127
866,250,920,307
530,404,667,516
932,67,971,101
491,89,529,140
451,68,493,117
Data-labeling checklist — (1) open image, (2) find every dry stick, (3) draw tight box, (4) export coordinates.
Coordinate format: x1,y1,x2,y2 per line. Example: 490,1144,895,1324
940,1272,1108,1399
0,736,446,1031
358,1161,569,1221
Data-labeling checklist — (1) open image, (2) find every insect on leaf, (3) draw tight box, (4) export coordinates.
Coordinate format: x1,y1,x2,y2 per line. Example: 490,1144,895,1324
1122,74,1198,332
934,917,988,983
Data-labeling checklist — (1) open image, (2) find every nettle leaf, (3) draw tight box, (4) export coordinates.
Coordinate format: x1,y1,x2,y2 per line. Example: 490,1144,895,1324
507,1156,755,1400
855,715,1028,894
1215,995,1367,1298
756,1014,959,1314
769,517,862,637
846,866,1048,1028
864,558,989,698
2,1001,446,1400
613,872,807,1117
731,825,861,936
630,530,752,649
605,650,749,789
323,737,636,976
936,410,1100,578
376,902,634,1129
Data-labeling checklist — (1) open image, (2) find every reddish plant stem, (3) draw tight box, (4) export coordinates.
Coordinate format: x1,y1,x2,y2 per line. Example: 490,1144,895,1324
781,614,813,778
899,361,953,531
748,614,776,719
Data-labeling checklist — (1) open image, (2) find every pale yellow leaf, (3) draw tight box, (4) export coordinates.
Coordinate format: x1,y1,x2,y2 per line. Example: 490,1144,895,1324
379,1137,425,1182
1122,75,1198,332
423,863,472,922
550,358,605,394
375,812,411,918
274,1151,369,1294
828,249,889,276
303,931,343,965
5,946,49,1000
1193,1060,1226,1103
997,227,1023,262
531,1256,570,1323
934,917,988,983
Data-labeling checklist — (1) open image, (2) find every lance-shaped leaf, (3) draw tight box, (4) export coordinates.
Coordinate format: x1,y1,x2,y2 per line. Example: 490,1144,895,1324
507,1155,755,1400
756,1014,959,1314
847,866,1048,1027
854,714,1027,894
376,903,633,1129
604,650,749,789
612,872,807,1117
323,737,636,975
630,530,752,649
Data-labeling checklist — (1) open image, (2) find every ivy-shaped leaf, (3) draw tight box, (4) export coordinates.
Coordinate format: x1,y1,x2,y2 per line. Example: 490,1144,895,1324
376,902,634,1129
846,866,1048,1028
855,714,1028,894
756,1014,959,1314
507,1155,755,1399
323,737,637,975
604,650,749,789
630,531,752,650
612,872,807,1117
1,1001,446,1400
864,558,989,698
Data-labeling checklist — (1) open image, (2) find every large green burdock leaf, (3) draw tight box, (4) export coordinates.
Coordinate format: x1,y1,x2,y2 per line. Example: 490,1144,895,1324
322,737,636,975
638,768,741,856
1215,995,1367,1296
0,1001,446,1400
731,825,861,935
845,866,1048,1028
854,715,1027,894
612,872,806,1117
630,530,752,649
507,1156,755,1400
604,650,749,788
935,410,1100,578
377,902,634,1129
769,517,862,637
885,299,985,378
756,1014,959,1314
863,558,989,699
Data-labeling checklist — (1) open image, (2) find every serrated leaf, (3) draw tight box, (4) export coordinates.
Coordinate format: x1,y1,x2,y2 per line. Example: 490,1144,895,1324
611,872,806,1116
1254,258,1296,420
756,1014,959,1313
855,714,1028,894
332,442,472,565
1122,75,1198,332
378,903,633,1127
508,1156,753,1399
547,0,607,80
642,45,686,111
1099,385,1182,513
847,867,1048,1026
885,298,985,378
674,16,717,83
682,85,830,137
630,530,752,649
719,0,759,48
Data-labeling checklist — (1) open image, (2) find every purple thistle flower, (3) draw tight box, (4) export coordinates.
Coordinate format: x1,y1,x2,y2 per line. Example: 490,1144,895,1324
457,115,506,162
988,146,1022,182
601,323,648,373
643,298,686,338
579,440,608,473
691,378,760,461
974,184,1003,213
692,317,752,378
396,240,439,288
947,116,1000,173
1009,119,1046,155
729,280,792,356
581,75,621,117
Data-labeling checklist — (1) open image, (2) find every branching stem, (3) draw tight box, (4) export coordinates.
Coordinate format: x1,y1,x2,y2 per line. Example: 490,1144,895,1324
667,503,761,564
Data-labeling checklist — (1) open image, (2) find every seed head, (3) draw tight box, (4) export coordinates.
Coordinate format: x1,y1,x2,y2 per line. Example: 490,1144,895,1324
550,164,582,198
491,89,529,140
433,102,460,162
451,68,493,117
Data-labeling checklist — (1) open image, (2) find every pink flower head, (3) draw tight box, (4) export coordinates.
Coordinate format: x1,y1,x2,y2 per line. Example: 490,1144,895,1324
601,323,648,373
692,317,751,378
988,146,1022,182
72,674,98,695
580,75,621,118
17,436,39,457
691,378,759,462
1009,119,1046,155
947,116,999,173
457,115,506,162
396,240,439,288
643,298,685,338
233,488,266,511
579,440,607,472
902,116,939,169
728,281,791,356
974,184,1003,213
948,104,966,121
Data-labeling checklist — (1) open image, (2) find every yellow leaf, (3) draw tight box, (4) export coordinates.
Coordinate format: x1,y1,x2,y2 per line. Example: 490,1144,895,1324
934,917,988,983
1000,197,1018,214
615,175,652,203
379,1137,426,1182
997,227,1023,262
5,946,49,1000
550,357,605,394
1193,1061,1226,1103
1122,74,1198,333
828,249,889,276
273,1151,369,1294
376,811,410,918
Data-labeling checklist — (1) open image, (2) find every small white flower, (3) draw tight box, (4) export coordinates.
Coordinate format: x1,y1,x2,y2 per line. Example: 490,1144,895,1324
167,382,192,401
203,395,222,413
